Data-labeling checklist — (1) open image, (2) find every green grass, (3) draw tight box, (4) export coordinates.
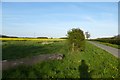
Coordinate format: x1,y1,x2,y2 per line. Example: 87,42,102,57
94,41,120,49
2,40,64,60
2,41,119,78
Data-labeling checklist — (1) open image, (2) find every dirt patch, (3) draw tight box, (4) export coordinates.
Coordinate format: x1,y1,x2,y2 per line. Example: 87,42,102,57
2,53,63,70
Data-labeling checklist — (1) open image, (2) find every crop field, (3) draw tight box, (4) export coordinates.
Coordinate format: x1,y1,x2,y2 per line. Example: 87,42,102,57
2,40,119,78
2,40,64,60
0,38,65,41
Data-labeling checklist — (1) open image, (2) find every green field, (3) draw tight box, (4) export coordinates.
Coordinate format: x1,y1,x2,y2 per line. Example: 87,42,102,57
2,40,64,60
2,40,119,78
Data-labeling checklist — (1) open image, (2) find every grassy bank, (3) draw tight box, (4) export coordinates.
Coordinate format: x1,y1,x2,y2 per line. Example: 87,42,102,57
2,41,119,78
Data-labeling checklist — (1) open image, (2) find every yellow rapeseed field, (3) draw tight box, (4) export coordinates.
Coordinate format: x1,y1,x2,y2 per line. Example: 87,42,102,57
0,38,65,41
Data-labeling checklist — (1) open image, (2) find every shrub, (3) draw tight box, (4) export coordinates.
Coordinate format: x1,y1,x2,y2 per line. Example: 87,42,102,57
67,28,85,52
95,39,120,45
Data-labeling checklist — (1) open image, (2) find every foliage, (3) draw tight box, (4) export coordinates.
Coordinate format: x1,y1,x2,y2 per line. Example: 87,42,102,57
112,34,120,39
95,41,120,49
37,37,48,39
90,38,120,45
0,34,18,38
59,37,68,39
85,32,90,39
67,28,85,51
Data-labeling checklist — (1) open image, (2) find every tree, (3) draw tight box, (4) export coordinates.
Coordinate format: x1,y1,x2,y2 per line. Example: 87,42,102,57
85,32,90,39
67,28,85,52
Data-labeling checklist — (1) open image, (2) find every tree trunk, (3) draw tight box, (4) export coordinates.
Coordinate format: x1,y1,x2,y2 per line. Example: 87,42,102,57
72,43,75,52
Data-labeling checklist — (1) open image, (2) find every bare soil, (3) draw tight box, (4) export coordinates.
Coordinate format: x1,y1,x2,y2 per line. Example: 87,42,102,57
2,53,63,70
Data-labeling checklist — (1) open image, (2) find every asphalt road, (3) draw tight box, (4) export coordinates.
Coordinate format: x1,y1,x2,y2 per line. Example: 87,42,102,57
88,41,119,58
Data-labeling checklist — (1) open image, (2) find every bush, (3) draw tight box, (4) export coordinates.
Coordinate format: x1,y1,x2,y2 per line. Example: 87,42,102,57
67,28,85,52
96,39,120,45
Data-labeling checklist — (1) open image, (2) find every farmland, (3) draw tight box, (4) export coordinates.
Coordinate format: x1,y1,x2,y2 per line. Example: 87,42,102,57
0,38,65,41
2,39,119,78
2,39,65,60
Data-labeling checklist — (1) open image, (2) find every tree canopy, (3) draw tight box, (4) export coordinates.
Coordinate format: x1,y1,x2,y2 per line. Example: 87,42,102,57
85,32,90,39
67,28,85,52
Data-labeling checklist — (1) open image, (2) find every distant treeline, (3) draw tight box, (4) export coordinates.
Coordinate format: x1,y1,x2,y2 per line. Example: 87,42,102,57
0,34,49,39
0,35,18,38
0,34,67,39
37,37,48,39
59,37,68,39
89,35,120,45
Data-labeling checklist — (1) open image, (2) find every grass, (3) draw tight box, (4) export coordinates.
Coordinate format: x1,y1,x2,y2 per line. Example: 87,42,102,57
2,41,119,78
94,41,120,49
2,40,64,60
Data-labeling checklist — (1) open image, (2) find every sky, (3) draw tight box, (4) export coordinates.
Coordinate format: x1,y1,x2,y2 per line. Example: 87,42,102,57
1,2,118,39
1,0,119,2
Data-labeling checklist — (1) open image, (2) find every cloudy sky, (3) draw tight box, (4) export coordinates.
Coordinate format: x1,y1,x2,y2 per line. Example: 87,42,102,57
2,2,118,38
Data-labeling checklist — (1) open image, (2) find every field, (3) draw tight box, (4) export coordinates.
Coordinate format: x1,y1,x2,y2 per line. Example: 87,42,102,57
2,39,119,78
0,38,65,41
2,40,64,60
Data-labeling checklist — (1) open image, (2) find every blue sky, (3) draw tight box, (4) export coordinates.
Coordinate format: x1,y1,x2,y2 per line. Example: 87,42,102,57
1,0,119,2
2,2,118,38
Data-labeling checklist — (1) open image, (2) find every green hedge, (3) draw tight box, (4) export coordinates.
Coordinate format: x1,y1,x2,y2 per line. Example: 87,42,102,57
91,39,120,45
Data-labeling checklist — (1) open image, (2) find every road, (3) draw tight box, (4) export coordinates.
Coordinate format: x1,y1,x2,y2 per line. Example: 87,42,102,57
88,41,119,58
